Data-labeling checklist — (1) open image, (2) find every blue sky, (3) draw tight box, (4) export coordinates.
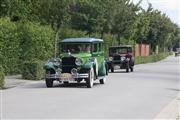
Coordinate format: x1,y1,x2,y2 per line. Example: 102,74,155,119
132,0,180,27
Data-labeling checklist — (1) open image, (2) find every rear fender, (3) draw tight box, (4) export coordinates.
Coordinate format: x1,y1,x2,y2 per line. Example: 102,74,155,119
98,61,106,76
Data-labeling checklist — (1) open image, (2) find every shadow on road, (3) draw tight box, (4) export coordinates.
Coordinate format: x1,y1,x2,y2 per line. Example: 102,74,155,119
54,82,101,88
166,88,180,92
21,81,101,89
108,71,133,73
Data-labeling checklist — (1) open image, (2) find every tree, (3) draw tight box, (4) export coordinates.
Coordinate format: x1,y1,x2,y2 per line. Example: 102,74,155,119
111,0,140,45
70,0,104,36
135,9,150,44
31,0,70,57
0,0,29,21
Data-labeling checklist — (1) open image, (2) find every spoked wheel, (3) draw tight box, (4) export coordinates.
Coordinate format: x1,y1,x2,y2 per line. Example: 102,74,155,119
45,70,54,87
126,63,129,73
111,66,114,72
130,66,134,72
45,78,53,88
105,64,108,75
86,68,94,88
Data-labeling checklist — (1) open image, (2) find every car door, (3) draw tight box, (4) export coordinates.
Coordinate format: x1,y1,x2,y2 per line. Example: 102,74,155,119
92,42,105,76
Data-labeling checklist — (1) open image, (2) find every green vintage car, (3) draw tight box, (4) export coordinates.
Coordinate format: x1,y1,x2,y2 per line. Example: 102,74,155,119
44,38,108,88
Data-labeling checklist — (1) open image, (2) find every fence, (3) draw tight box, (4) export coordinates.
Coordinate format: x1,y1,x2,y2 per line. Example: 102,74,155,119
135,44,150,57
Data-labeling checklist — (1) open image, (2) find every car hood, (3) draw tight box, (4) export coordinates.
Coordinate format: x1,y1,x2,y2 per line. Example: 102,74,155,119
111,53,126,57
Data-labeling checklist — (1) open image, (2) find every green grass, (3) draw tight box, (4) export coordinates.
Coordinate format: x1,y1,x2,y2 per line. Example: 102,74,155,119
135,52,172,65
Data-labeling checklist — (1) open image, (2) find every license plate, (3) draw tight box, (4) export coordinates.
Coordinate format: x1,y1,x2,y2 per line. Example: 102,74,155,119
60,73,73,80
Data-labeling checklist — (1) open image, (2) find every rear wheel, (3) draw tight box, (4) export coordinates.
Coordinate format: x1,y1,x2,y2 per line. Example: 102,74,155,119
111,66,114,72
100,77,106,84
105,63,108,75
86,68,94,88
45,79,53,88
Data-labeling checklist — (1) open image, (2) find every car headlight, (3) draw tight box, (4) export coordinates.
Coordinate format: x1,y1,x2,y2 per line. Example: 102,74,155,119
53,59,61,66
121,57,126,61
126,58,130,61
71,68,77,75
56,68,62,75
109,57,113,61
75,58,83,66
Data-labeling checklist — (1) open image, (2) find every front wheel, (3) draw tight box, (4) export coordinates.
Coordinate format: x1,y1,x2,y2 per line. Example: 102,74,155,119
45,79,53,88
130,66,134,72
126,62,129,73
86,68,94,88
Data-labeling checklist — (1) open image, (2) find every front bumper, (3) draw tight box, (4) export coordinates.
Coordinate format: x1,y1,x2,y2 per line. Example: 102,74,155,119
111,60,127,64
107,60,128,69
45,73,89,80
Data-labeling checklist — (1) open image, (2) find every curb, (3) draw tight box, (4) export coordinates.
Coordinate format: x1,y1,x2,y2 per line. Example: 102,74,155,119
154,95,179,120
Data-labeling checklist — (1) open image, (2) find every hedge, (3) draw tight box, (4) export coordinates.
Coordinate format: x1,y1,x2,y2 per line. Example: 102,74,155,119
0,65,5,89
22,61,44,80
0,17,54,75
135,52,171,64
18,21,53,61
0,18,20,75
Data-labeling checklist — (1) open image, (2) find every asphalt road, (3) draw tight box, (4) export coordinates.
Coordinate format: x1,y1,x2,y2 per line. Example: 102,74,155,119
1,56,179,119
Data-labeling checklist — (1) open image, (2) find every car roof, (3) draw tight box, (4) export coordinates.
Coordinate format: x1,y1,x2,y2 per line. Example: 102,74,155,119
61,38,104,43
110,45,132,48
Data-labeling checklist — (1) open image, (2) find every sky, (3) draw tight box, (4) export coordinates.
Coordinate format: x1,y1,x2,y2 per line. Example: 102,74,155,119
132,0,180,27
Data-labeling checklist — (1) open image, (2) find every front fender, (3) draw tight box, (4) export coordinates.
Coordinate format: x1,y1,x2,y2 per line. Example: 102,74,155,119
82,62,94,69
43,62,56,71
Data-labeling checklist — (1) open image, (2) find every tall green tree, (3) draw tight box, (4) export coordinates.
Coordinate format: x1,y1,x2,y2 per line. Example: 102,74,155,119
70,0,104,36
111,0,140,44
0,0,29,21
30,0,70,57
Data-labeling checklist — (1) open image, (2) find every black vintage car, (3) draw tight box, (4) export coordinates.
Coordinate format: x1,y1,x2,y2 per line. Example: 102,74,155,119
175,48,180,57
107,45,134,72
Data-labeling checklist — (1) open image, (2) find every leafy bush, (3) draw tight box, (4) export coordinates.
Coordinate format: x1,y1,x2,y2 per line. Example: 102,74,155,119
0,18,53,75
135,52,171,64
59,27,87,40
0,17,20,75
0,65,5,89
19,21,53,61
22,61,44,80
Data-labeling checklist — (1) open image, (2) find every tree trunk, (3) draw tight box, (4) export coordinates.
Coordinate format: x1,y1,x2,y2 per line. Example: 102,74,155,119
118,33,120,45
54,30,59,58
100,31,104,39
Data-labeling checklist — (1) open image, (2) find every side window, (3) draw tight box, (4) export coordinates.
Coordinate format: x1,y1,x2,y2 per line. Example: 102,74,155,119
93,43,98,52
101,43,104,52
127,47,132,53
99,43,102,51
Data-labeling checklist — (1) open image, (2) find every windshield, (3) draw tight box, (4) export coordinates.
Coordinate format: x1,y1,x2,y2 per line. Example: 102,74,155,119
110,47,132,54
61,43,91,53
